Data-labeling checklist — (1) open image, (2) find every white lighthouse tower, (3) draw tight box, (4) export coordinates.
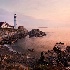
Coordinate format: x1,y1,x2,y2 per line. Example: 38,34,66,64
14,14,17,29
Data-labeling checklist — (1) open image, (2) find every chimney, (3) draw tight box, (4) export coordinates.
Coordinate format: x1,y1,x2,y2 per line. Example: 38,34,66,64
14,14,17,29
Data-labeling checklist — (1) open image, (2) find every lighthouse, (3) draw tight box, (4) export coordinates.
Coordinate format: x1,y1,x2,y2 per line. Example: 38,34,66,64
14,14,17,29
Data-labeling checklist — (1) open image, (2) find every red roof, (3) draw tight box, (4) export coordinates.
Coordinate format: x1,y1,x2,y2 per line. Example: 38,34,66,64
0,22,4,27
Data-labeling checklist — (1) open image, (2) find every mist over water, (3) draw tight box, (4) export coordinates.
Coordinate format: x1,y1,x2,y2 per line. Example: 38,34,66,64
14,28,70,52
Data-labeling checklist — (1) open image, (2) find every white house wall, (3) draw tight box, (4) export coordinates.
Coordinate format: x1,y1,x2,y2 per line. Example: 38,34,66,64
1,23,12,28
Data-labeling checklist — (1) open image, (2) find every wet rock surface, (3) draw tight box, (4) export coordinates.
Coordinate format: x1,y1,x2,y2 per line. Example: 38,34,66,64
0,28,28,45
0,28,70,70
0,42,70,70
28,29,46,38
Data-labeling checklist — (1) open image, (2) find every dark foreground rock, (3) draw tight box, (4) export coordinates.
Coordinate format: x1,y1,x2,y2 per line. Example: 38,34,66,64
0,42,70,70
0,45,29,70
28,29,46,38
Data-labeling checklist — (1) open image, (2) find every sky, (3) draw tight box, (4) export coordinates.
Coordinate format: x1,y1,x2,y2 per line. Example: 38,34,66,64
0,0,70,28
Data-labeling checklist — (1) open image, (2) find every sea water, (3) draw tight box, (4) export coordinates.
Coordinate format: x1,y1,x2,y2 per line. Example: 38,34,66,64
14,28,70,52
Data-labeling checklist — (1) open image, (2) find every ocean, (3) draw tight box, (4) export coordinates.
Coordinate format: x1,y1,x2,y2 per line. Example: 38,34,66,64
12,28,70,52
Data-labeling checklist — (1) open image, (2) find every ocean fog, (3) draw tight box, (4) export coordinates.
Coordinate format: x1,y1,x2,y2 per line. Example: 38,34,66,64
13,28,70,52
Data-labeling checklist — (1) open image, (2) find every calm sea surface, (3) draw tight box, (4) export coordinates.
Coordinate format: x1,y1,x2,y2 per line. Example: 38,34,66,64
13,28,70,52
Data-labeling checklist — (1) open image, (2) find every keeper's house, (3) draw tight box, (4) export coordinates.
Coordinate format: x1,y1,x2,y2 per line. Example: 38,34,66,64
0,22,14,29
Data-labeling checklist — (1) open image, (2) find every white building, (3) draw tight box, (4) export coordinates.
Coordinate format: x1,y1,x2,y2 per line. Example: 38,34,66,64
0,22,14,28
